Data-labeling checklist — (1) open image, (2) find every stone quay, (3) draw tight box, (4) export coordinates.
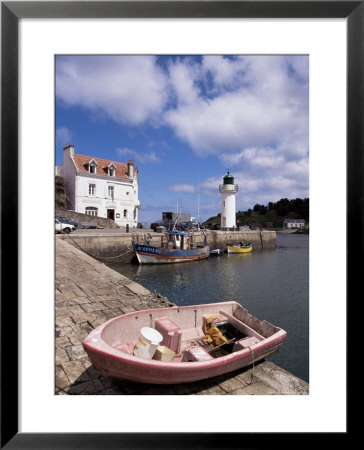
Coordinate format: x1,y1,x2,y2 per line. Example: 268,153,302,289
55,237,309,395
58,228,277,263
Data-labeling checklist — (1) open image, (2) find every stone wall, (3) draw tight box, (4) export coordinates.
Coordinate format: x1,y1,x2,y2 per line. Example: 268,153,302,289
192,230,277,249
59,229,277,263
59,234,137,263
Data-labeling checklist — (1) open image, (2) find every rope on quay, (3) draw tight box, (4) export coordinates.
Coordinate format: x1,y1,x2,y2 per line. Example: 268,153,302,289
246,346,255,385
61,231,134,263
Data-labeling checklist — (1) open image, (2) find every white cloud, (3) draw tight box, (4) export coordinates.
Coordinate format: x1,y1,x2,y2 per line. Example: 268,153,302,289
200,176,222,193
56,56,169,126
56,55,309,165
56,126,72,148
164,55,309,162
56,55,309,213
167,59,200,106
116,147,162,164
220,147,286,169
283,158,309,181
287,55,309,84
234,174,264,192
168,184,196,194
265,175,298,191
202,55,249,90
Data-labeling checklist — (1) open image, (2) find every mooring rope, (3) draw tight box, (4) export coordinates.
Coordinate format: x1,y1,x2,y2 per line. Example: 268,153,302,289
61,231,134,262
246,346,255,385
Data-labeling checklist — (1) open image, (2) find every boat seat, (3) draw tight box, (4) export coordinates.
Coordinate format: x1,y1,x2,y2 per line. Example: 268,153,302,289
233,336,260,352
219,310,265,340
182,345,214,362
154,317,182,354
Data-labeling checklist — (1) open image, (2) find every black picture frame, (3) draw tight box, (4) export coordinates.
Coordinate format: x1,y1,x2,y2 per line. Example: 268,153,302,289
1,1,357,448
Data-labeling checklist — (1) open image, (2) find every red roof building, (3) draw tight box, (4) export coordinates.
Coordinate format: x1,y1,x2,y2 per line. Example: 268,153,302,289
57,145,140,228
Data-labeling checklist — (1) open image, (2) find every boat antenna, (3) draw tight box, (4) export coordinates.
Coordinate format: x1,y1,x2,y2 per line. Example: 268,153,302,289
197,172,200,230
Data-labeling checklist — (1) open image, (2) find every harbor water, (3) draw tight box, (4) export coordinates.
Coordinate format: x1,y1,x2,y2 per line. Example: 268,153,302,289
109,233,309,383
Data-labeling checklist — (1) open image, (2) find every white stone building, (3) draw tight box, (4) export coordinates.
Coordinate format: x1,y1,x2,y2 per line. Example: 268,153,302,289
283,218,306,229
56,145,140,228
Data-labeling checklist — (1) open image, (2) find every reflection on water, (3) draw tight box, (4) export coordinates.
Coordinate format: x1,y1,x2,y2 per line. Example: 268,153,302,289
109,233,309,382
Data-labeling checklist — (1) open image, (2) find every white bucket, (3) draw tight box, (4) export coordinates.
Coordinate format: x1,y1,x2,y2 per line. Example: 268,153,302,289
133,327,163,359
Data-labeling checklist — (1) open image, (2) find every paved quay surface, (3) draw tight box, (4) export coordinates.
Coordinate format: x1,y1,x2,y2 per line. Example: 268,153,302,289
55,237,309,395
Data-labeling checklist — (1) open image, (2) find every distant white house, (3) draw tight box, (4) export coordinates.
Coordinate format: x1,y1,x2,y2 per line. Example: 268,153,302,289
56,145,140,228
283,218,306,229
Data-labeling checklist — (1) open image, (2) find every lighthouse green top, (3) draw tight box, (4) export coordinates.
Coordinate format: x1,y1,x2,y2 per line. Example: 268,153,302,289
223,170,234,185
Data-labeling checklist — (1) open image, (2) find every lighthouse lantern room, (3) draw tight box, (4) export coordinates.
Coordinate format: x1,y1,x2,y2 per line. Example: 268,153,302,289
219,170,238,229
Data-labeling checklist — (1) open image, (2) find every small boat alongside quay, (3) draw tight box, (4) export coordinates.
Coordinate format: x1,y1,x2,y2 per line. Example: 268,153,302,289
82,301,287,384
210,247,225,255
226,243,253,254
132,230,209,264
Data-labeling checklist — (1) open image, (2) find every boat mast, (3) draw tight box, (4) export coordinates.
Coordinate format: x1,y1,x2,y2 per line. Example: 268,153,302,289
174,201,179,231
197,173,200,230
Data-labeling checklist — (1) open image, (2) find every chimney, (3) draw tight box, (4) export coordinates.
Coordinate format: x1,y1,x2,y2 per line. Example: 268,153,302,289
127,160,134,177
64,144,74,158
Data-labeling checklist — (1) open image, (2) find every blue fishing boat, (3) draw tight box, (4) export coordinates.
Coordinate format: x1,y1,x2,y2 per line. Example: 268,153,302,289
132,230,210,264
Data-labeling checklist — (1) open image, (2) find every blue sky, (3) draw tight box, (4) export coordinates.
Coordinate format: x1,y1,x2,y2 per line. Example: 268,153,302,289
55,55,309,225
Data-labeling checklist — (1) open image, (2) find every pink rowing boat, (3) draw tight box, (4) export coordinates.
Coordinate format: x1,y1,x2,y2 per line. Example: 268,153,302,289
82,301,287,384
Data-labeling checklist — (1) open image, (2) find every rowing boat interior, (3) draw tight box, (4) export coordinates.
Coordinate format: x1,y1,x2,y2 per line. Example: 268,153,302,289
104,303,279,363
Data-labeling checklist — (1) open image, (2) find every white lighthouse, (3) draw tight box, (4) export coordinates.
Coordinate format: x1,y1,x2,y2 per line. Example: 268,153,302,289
219,170,238,229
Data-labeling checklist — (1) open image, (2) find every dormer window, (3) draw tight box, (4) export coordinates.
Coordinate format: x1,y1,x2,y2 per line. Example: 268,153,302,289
108,163,116,177
87,159,98,174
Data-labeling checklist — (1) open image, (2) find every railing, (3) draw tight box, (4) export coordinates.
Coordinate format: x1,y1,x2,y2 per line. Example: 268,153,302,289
219,184,238,193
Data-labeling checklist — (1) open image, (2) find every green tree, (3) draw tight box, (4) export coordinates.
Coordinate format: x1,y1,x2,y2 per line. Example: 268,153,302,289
55,176,66,208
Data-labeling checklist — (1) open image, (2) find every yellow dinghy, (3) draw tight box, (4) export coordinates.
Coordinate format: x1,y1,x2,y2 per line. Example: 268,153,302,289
226,243,253,253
